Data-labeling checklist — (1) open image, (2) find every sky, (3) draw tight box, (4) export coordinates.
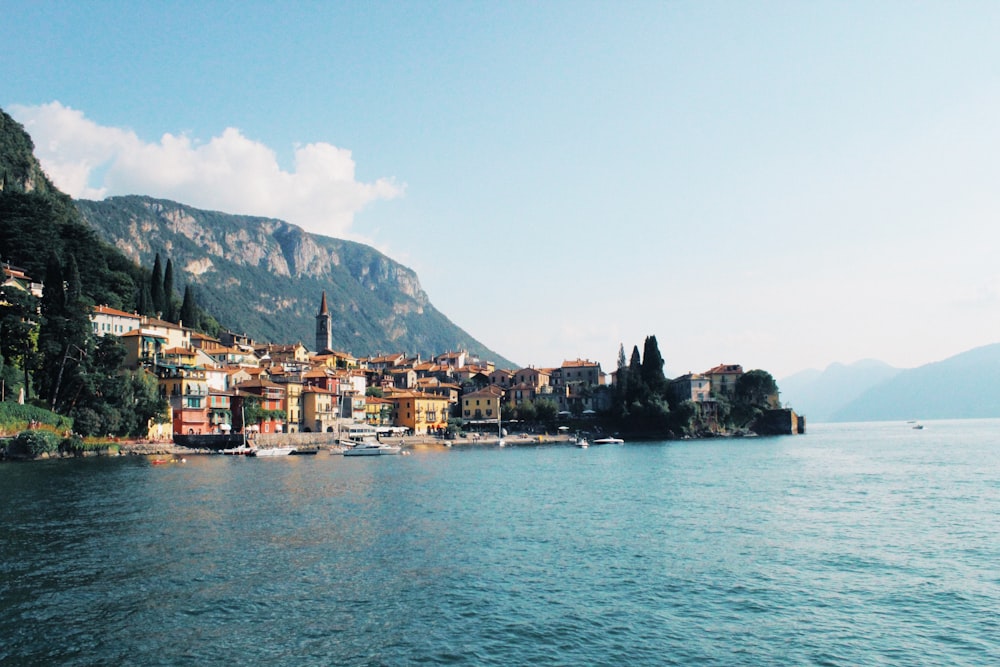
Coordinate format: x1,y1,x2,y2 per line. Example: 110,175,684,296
4,1,1000,379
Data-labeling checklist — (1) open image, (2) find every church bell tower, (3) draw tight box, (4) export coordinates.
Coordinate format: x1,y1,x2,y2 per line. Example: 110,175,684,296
316,291,332,352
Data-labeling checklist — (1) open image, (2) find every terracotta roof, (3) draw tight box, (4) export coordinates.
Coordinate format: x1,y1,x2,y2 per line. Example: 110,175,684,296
705,364,743,375
562,358,600,368
463,386,504,398
302,385,334,395
387,391,450,401
93,304,140,318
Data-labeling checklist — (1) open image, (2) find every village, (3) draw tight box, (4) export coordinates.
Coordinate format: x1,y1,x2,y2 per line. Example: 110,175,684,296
86,289,756,442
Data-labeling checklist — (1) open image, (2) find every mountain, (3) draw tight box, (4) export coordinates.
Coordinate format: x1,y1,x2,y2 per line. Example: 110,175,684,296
1,109,58,196
830,343,1000,422
780,359,901,422
1,109,145,310
75,195,514,366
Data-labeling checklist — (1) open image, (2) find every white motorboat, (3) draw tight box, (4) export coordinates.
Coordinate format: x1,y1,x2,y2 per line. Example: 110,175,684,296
576,438,589,448
343,442,402,456
250,446,296,457
593,437,625,445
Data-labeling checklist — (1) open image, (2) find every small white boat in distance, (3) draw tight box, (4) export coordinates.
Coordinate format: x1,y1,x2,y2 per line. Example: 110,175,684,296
221,444,254,455
576,438,589,448
593,437,625,445
251,446,296,457
343,442,402,456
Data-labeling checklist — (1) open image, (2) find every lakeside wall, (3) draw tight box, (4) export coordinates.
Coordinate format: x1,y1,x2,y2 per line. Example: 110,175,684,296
173,432,341,450
755,409,806,435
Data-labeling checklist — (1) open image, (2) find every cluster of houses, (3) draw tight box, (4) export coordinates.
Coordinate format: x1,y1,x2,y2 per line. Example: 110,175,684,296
96,292,723,439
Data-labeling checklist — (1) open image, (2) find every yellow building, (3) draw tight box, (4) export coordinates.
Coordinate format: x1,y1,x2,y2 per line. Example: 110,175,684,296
282,379,304,433
302,387,338,433
461,386,504,420
388,391,450,434
365,396,395,427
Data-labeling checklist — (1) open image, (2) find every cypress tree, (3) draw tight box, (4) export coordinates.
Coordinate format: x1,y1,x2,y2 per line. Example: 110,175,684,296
615,342,627,380
136,281,152,316
163,258,175,321
63,253,92,344
626,345,643,403
38,252,67,408
180,285,198,329
641,335,667,396
150,253,165,318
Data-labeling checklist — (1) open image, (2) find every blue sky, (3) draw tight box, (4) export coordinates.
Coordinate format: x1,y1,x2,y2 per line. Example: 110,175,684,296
5,2,1000,380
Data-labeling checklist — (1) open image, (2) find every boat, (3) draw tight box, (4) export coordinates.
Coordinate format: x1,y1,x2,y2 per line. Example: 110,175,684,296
496,404,506,447
343,442,402,456
575,437,589,448
592,437,625,445
250,446,296,457
912,424,924,430
220,444,254,455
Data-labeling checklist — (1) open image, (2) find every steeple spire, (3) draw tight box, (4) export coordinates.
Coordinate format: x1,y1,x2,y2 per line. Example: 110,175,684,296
316,291,332,352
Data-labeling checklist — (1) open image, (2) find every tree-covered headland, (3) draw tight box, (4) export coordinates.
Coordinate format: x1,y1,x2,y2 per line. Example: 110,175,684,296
606,335,781,439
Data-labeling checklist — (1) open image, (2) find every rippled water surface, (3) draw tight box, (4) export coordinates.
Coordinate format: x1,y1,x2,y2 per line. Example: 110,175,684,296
2,420,999,665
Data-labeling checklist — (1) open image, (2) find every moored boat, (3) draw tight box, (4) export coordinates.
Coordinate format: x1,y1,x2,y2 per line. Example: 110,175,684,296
250,446,296,457
342,442,402,456
221,444,255,455
592,437,625,445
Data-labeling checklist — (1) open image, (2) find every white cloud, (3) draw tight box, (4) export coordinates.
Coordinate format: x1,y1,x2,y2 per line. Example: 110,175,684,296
8,102,404,239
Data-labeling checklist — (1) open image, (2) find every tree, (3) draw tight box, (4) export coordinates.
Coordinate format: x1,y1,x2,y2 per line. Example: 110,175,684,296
136,280,153,316
534,398,558,422
731,369,779,428
516,400,536,422
626,344,643,403
36,251,66,406
641,335,667,396
735,370,778,409
0,285,37,398
34,252,95,412
179,285,198,328
163,258,176,322
150,253,165,317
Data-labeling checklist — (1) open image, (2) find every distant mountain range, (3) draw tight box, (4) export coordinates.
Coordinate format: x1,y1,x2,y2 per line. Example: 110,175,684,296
780,343,1000,422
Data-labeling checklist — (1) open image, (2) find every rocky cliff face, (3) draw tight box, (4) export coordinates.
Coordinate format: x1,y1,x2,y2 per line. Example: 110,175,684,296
76,195,510,365
0,110,57,195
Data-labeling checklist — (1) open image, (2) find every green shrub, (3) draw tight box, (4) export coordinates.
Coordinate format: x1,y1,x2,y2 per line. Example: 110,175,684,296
9,429,60,457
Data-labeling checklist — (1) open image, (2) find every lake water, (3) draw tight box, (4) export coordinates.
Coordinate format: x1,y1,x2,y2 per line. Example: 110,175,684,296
2,420,998,665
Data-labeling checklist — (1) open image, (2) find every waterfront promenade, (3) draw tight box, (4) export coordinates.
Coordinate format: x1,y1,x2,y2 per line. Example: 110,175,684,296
114,432,577,456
